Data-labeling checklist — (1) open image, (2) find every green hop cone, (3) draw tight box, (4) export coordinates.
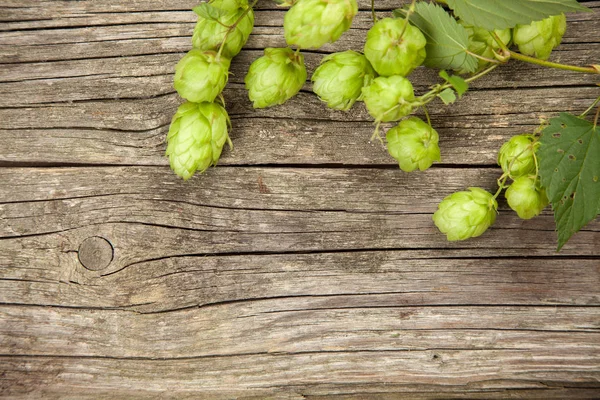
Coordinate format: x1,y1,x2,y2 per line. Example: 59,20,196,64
166,102,231,180
513,14,566,61
362,75,416,122
364,18,426,77
311,50,376,111
386,117,441,172
284,0,358,49
174,50,230,103
245,47,307,108
505,176,549,220
192,1,254,59
497,134,539,178
433,187,498,241
457,21,511,74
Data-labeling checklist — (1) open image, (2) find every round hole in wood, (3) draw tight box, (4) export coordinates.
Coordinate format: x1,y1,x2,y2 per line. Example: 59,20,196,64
78,236,114,271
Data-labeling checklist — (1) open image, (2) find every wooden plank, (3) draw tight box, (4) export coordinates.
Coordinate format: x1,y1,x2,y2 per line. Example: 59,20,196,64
1,349,598,398
0,167,600,290
1,250,599,311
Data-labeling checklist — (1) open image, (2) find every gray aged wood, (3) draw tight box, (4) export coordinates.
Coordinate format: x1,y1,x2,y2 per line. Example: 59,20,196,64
0,0,599,398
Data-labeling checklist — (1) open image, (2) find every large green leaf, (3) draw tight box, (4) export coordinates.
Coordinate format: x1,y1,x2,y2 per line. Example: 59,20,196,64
409,2,478,73
446,0,589,31
538,113,600,250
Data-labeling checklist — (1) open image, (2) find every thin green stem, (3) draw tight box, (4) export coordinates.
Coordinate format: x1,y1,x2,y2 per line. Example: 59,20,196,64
398,0,417,38
494,173,509,199
491,32,510,53
464,64,499,84
465,49,501,65
371,0,377,23
508,50,599,75
423,104,431,126
371,121,384,144
581,95,600,117
532,151,539,179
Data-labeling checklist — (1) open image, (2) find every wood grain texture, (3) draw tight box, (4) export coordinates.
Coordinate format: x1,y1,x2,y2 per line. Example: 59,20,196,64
1,0,599,398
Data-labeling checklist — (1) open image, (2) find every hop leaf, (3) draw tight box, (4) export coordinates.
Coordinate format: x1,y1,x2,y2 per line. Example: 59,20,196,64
505,176,549,220
361,75,416,123
445,0,586,31
538,113,600,250
386,117,441,172
244,48,307,108
311,50,376,111
284,0,358,49
166,102,232,180
497,134,539,178
433,187,498,241
513,14,567,61
363,18,426,77
407,2,478,73
174,50,231,103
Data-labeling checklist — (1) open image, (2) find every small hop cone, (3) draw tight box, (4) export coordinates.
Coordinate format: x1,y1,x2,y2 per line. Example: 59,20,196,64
192,1,254,58
166,102,231,180
364,18,426,77
174,50,230,103
457,21,511,74
311,50,377,111
362,75,415,122
433,187,498,241
514,14,566,61
505,176,549,220
497,134,539,178
386,117,441,172
245,47,307,108
284,0,358,49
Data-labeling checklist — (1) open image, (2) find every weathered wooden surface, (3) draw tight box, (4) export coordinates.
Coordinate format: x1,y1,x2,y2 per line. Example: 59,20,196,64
1,0,599,398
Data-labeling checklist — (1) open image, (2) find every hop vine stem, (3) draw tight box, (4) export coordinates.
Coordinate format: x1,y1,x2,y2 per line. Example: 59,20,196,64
490,32,599,75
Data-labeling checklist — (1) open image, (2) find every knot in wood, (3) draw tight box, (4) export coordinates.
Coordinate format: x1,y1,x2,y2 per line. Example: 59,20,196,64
78,236,114,271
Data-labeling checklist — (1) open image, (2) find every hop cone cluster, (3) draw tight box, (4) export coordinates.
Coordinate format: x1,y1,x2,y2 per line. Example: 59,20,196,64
284,0,358,49
312,50,376,111
364,18,426,77
192,0,254,58
514,14,567,60
245,48,307,108
174,50,231,103
166,102,232,180
166,0,254,179
433,188,498,241
386,117,441,172
362,76,416,122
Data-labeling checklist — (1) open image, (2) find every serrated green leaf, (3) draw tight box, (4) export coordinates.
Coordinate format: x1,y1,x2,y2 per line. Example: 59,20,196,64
193,3,229,21
438,88,457,105
446,0,589,31
409,2,478,73
538,113,600,250
439,70,469,97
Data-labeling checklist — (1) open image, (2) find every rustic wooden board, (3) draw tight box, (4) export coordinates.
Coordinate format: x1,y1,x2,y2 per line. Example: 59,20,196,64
1,0,599,398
